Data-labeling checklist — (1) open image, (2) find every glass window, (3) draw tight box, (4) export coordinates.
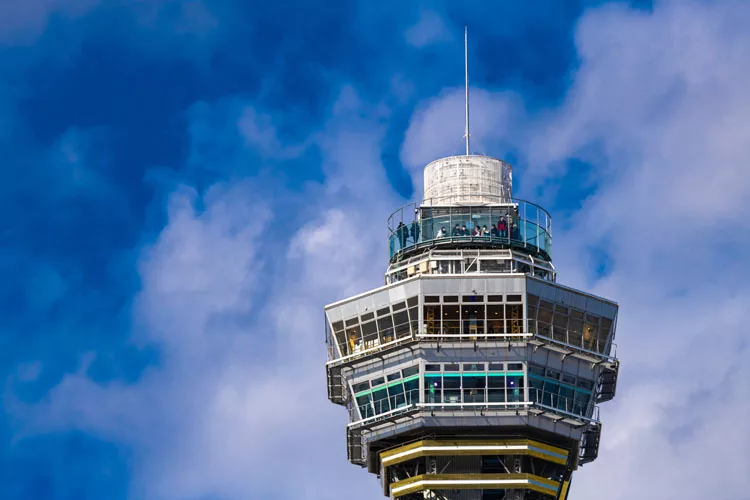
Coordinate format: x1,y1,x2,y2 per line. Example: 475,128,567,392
463,363,485,371
361,320,378,347
487,295,504,303
408,305,419,334
462,295,484,302
542,380,559,406
377,315,394,341
574,390,590,415
443,295,459,303
361,312,375,322
424,305,440,335
392,301,407,311
546,369,561,380
443,304,460,336
462,304,485,336
507,363,523,371
402,366,419,378
562,374,576,385
388,381,406,409
352,382,370,393
506,374,524,402
376,307,390,317
462,373,486,403
356,393,374,419
506,304,522,334
345,317,360,327
507,294,523,302
425,375,441,404
577,379,594,391
404,376,419,405
424,296,440,303
406,296,419,307
346,326,363,353
488,374,505,402
487,304,505,334
444,363,460,372
528,375,544,402
372,386,389,414
489,363,504,371
528,364,545,377
387,372,401,382
393,311,410,338
443,375,461,403
559,385,574,412
425,364,441,372
371,377,385,387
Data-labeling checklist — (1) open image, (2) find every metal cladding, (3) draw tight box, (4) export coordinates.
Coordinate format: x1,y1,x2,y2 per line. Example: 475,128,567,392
324,154,620,500
424,155,513,204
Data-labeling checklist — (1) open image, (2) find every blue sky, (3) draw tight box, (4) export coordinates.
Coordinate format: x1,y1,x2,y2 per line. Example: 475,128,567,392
3,1,750,499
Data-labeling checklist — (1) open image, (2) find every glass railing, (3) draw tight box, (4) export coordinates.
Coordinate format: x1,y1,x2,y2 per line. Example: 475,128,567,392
529,388,593,418
388,195,552,262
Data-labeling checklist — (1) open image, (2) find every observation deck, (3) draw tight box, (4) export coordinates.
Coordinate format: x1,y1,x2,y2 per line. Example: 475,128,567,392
324,154,619,500
387,195,552,264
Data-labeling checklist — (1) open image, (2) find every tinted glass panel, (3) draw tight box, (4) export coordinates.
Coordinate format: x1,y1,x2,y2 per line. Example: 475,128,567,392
352,382,370,393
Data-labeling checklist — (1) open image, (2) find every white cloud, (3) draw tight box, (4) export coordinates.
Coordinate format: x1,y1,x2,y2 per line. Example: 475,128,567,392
405,9,452,48
401,86,521,189
0,0,100,45
8,90,394,500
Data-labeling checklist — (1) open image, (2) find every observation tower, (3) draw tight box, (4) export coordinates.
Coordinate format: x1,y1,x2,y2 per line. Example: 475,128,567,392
324,30,620,500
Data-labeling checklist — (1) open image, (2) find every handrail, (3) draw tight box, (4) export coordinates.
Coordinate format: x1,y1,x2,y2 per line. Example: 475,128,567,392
387,195,553,262
387,194,551,230
346,400,599,429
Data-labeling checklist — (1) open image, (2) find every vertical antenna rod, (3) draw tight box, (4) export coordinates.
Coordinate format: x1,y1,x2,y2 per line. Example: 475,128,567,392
464,25,470,156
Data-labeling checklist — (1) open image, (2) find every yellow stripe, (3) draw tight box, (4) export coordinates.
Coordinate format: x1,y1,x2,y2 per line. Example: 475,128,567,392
390,473,560,498
559,479,570,499
380,439,568,466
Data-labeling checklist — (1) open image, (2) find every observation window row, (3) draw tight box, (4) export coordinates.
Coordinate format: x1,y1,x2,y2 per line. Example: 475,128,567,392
423,294,523,303
527,294,614,354
528,364,593,416
424,371,525,405
353,366,420,419
331,296,419,357
424,302,524,336
425,362,524,372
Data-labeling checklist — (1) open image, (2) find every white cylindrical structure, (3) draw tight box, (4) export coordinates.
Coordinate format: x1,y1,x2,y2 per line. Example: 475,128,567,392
423,155,512,205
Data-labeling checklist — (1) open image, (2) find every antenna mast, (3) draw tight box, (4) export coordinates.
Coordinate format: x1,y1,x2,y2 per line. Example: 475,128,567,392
464,25,470,156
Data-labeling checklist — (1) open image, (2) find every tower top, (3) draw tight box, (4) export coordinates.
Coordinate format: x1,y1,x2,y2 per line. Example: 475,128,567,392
423,155,513,205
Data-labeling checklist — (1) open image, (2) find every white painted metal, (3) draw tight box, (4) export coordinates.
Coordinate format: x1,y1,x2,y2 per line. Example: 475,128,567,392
423,155,513,204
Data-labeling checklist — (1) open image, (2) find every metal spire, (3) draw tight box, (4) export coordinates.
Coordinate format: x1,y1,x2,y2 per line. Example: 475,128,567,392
464,25,470,156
